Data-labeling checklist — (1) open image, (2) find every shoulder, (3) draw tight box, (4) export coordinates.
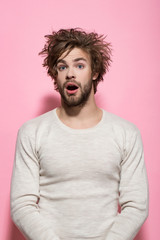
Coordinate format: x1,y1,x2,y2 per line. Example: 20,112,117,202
102,110,143,155
18,109,56,137
102,109,141,136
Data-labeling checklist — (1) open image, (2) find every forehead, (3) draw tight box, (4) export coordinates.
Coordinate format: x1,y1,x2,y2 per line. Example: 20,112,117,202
58,47,91,63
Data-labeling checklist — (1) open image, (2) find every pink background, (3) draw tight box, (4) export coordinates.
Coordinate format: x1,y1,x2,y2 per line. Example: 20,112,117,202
0,0,160,239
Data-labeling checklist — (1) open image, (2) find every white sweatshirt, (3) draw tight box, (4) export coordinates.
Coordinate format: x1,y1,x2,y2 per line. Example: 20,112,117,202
10,108,148,240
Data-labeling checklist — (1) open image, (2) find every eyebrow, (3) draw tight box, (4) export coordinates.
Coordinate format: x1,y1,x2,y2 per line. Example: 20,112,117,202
56,57,87,65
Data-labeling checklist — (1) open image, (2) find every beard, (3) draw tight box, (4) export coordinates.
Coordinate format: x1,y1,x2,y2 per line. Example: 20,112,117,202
57,78,93,107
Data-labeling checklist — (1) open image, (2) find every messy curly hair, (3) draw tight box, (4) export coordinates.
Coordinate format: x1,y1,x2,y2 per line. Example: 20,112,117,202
39,28,112,94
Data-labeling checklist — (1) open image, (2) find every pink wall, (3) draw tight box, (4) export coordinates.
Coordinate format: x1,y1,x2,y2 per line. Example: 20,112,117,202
1,0,160,239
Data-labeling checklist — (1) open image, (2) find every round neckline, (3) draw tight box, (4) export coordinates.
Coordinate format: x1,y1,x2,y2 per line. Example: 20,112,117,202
53,108,105,133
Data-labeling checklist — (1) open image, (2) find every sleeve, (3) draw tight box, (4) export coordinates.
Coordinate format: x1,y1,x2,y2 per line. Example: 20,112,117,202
105,128,149,240
10,127,60,240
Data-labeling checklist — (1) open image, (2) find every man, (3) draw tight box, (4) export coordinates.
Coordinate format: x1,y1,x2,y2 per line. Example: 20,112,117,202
10,28,148,240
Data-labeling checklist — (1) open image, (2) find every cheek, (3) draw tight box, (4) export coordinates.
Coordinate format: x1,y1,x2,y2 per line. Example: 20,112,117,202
56,73,65,82
77,69,92,79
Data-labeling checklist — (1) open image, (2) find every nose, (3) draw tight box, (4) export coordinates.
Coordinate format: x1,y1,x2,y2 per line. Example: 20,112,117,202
66,67,75,79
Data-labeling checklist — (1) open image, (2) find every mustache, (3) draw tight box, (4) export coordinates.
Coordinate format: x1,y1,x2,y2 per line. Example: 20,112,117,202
63,80,82,89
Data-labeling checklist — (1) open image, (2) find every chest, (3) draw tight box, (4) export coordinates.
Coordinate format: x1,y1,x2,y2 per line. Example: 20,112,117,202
37,131,122,182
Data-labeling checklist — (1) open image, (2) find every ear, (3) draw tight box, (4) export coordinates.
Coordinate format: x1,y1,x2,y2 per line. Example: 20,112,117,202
92,73,99,80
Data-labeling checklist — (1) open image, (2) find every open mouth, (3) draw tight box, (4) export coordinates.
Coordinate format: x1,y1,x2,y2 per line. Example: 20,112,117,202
67,85,78,90
65,82,79,94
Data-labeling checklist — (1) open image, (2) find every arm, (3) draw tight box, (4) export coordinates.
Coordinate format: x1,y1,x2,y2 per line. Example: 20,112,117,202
10,127,60,240
105,128,149,240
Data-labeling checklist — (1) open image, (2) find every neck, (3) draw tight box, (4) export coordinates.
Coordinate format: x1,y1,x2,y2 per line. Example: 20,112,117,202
56,89,102,129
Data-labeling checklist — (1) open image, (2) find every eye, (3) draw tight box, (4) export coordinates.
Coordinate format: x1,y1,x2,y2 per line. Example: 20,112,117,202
77,64,84,69
58,65,67,71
